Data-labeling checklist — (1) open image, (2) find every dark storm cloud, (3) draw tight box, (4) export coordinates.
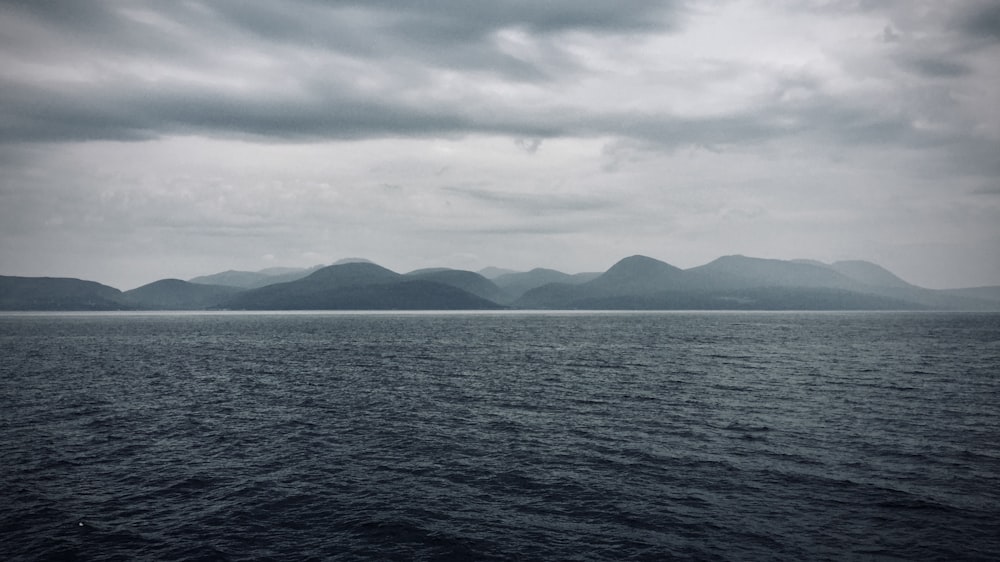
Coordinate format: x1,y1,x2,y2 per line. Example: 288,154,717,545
0,0,996,178
0,79,156,142
956,1,1000,42
900,56,971,78
215,0,678,37
0,0,119,33
197,1,554,78
2,0,679,62
0,0,686,144
0,67,553,143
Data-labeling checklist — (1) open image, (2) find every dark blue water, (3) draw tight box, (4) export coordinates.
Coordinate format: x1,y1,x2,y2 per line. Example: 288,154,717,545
2,311,998,561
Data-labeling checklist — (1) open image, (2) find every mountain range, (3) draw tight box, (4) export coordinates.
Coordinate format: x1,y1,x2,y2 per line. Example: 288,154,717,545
2,255,999,311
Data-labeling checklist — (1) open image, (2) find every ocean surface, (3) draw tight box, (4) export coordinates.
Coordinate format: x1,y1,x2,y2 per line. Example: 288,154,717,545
1,311,998,561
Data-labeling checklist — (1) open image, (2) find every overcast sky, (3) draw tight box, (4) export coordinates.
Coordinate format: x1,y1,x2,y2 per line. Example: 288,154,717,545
1,0,998,290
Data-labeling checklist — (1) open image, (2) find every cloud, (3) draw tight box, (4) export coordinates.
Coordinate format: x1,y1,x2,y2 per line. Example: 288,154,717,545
0,1,998,289
1,0,995,167
955,1,1000,43
441,185,614,214
0,1,683,145
514,137,543,153
900,55,971,78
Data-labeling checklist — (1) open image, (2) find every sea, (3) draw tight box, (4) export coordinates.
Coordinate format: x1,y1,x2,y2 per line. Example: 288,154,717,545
1,311,998,561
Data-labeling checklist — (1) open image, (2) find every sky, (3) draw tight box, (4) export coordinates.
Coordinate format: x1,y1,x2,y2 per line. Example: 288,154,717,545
1,0,998,291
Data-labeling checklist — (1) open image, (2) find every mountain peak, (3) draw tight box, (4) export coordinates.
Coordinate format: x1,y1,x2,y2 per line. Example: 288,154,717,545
189,265,324,289
605,255,682,276
707,254,760,265
587,255,684,294
124,279,241,309
478,266,518,279
332,257,373,266
305,261,400,286
224,260,501,310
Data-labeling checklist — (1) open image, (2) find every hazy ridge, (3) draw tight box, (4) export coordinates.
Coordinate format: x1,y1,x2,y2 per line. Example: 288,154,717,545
2,255,998,311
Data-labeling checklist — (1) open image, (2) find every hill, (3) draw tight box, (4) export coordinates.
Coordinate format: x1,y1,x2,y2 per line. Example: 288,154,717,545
0,276,129,310
943,286,1000,303
478,266,518,279
123,279,243,310
516,255,945,310
405,269,509,303
587,255,687,293
493,268,600,300
686,255,862,291
189,264,325,289
5,254,999,311
516,256,689,308
223,262,503,310
827,260,915,289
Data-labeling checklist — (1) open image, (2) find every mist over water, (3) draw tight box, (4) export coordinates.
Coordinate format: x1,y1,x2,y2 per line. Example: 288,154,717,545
2,312,999,560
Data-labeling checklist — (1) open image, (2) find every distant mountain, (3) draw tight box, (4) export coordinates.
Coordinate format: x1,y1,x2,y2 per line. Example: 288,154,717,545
943,286,1000,303
123,279,243,310
515,255,975,310
478,266,518,279
787,258,997,308
828,260,915,289
686,255,862,291
407,267,453,275
6,254,999,311
257,266,315,276
530,286,919,311
493,268,600,300
588,255,687,293
189,270,266,288
0,275,129,310
405,269,509,303
223,262,503,310
189,264,325,289
515,256,687,308
789,259,917,290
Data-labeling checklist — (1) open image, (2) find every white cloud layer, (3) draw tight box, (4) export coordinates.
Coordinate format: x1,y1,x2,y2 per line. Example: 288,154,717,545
1,0,998,289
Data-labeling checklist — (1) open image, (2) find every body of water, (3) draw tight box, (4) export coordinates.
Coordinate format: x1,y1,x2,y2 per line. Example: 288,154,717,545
2,311,998,560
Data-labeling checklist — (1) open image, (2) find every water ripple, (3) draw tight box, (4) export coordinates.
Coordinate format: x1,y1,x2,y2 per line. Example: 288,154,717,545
2,311,998,560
